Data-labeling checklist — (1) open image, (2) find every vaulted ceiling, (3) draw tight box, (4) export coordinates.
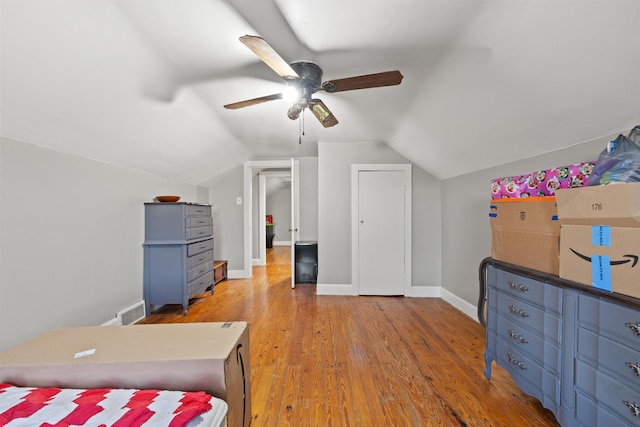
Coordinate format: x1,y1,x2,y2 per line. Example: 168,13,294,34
2,0,639,185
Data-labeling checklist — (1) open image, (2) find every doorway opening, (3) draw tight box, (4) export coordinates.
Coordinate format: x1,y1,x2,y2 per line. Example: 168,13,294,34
243,160,300,288
260,171,292,265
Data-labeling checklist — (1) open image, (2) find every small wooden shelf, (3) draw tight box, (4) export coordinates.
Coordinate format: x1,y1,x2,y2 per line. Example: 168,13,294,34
213,260,228,285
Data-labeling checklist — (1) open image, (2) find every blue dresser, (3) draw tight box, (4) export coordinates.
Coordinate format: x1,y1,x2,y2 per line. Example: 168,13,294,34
143,203,214,316
481,258,640,426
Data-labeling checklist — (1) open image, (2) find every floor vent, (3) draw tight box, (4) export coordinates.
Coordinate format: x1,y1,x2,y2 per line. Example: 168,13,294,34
117,301,146,325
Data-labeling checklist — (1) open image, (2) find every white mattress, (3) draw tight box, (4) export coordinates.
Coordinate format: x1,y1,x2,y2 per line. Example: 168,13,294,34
187,400,228,427
0,383,228,427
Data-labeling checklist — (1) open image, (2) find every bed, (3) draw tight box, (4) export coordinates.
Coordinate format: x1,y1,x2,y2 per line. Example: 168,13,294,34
0,383,228,427
0,323,250,427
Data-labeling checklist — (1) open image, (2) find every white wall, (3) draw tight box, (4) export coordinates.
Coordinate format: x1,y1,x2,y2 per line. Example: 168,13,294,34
299,157,318,242
0,138,206,351
317,142,441,290
208,165,244,270
440,134,613,309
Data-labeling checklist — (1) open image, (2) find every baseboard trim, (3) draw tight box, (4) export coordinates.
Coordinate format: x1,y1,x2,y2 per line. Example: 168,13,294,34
409,286,441,298
316,284,354,295
440,288,479,323
101,317,119,327
228,270,248,279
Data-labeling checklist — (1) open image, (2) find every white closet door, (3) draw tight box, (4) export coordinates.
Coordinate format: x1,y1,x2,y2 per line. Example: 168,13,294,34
357,170,405,295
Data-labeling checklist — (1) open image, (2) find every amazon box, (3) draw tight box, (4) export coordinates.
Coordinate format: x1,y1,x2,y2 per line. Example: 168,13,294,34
559,224,640,298
555,182,640,227
0,322,251,427
489,197,560,275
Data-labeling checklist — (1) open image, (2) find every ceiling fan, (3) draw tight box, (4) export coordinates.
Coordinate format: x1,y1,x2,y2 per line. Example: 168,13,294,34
224,35,404,128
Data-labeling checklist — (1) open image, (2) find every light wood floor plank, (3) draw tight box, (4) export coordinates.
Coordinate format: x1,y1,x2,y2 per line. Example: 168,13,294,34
139,246,560,427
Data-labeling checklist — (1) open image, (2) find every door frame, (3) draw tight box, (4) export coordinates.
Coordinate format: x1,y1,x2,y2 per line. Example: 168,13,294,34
351,164,412,296
243,160,300,278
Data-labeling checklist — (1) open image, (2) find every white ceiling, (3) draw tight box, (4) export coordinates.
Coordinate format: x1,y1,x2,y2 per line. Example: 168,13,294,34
2,0,639,185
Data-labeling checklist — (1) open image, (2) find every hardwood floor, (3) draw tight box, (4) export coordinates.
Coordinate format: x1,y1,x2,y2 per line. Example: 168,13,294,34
138,246,560,426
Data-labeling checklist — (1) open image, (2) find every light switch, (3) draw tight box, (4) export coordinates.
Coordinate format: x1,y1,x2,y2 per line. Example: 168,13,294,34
236,197,242,205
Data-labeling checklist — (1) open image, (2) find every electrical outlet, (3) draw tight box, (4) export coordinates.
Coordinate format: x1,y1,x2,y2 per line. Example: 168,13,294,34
236,197,242,205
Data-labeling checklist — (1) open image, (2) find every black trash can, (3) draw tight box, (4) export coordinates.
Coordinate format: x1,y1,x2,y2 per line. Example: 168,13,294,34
295,241,318,283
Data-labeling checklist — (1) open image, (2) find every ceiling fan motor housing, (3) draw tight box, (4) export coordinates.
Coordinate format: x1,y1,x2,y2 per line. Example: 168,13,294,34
289,61,323,92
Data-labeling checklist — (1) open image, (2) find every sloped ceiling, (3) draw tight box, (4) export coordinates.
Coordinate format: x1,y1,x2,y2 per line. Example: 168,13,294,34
2,0,639,185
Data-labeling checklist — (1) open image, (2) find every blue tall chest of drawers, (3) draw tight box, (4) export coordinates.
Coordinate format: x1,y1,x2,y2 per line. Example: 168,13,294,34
143,203,214,316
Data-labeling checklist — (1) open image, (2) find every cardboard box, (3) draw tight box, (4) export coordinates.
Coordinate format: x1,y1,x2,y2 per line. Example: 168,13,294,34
0,322,251,427
559,224,640,298
555,182,640,227
489,197,560,275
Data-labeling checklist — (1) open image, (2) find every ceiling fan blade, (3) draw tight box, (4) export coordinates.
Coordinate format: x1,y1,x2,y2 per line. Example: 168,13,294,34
224,93,283,110
239,35,299,79
310,99,338,128
322,70,403,93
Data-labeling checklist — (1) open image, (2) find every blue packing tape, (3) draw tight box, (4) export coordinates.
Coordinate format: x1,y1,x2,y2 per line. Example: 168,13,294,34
591,255,612,292
591,225,611,247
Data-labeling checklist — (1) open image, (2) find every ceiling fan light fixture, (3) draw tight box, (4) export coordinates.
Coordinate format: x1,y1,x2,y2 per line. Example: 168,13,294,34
310,100,338,127
287,103,303,120
282,85,300,103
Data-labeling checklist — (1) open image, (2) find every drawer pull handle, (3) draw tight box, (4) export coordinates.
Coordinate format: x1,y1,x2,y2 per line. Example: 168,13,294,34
507,329,528,344
507,354,527,370
508,280,529,293
623,401,640,418
626,322,640,336
508,305,529,318
626,362,640,376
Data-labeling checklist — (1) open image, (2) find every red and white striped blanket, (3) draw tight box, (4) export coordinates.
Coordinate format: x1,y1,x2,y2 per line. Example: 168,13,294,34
0,383,214,427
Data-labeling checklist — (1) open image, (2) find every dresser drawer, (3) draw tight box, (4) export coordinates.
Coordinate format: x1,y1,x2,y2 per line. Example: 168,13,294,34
187,238,214,257
188,260,213,283
497,313,561,375
578,327,640,388
495,269,562,313
496,339,560,408
186,216,213,227
579,294,640,350
188,271,214,297
186,225,213,240
497,292,561,343
187,249,213,270
576,359,640,426
185,204,211,217
575,390,633,427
